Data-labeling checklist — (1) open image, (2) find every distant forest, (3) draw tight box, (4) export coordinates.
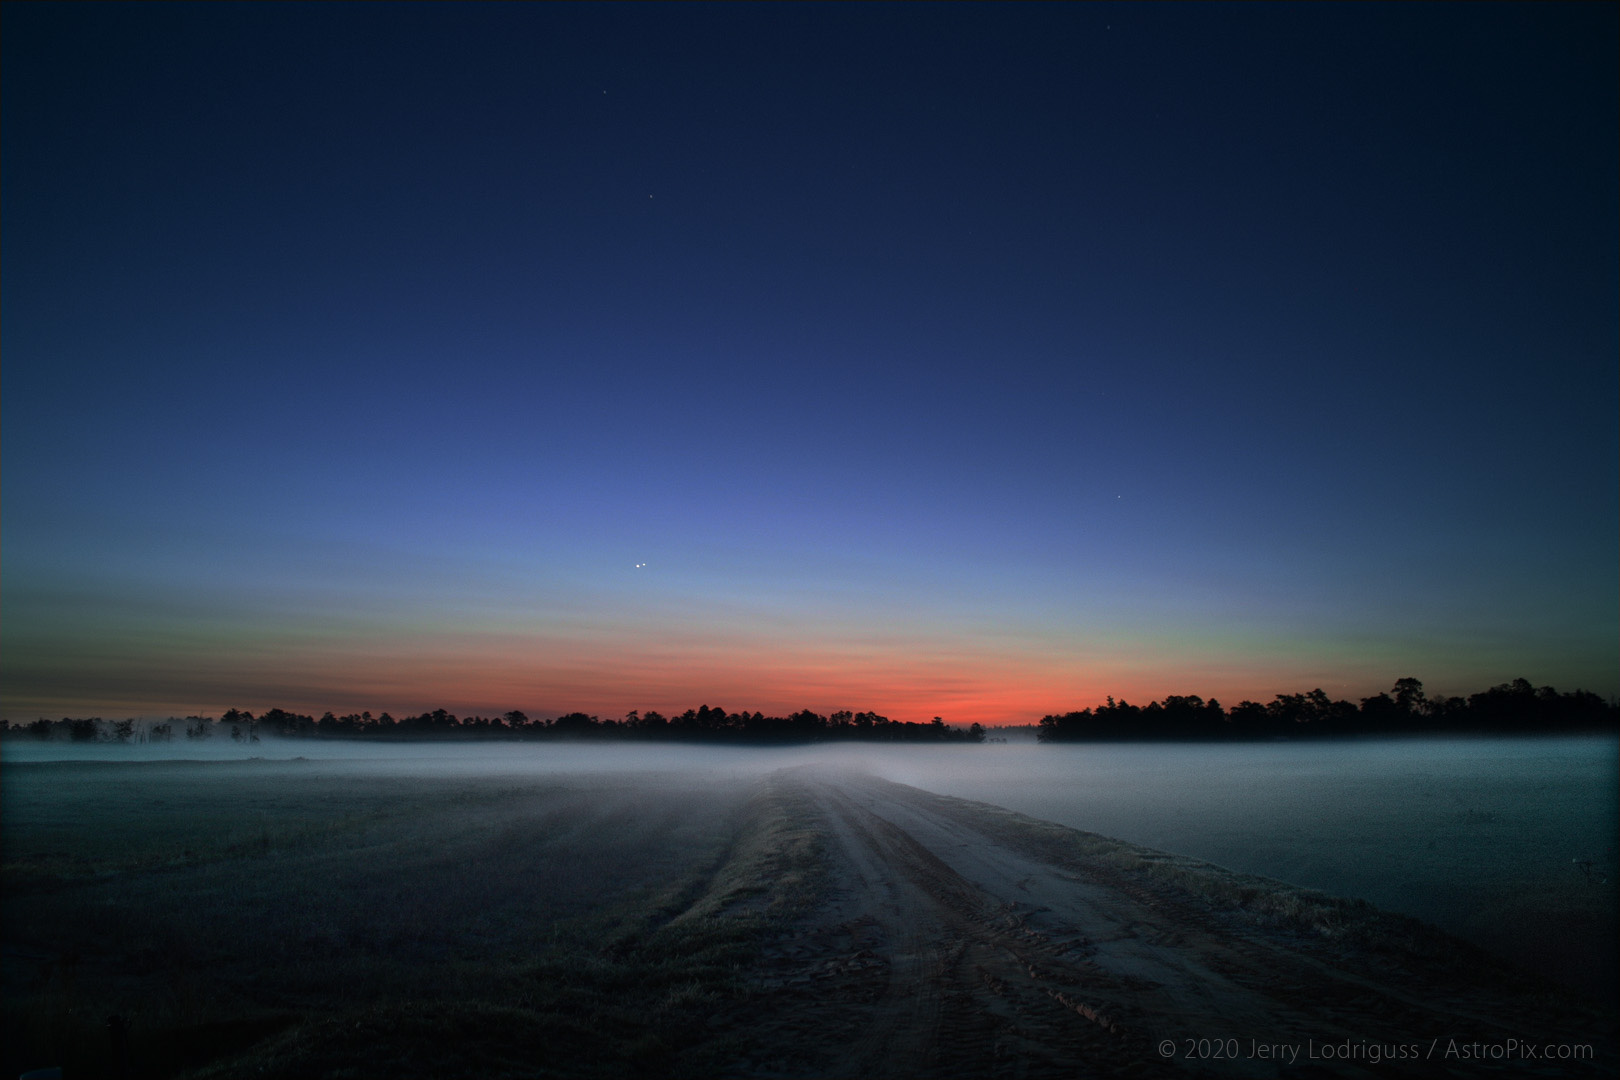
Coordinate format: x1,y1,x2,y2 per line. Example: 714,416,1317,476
3,678,1614,747
1037,678,1616,741
3,706,986,745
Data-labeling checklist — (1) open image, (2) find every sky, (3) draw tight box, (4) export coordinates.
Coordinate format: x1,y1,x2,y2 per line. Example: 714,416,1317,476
3,4,1616,726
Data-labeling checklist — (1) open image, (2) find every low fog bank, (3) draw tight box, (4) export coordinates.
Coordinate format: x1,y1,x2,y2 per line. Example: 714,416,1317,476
0,738,851,797
5,733,1613,994
10,735,1614,906
0,732,981,785
871,736,1620,997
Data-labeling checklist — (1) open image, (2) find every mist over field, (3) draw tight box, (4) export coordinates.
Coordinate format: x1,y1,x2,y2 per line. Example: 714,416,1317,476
5,3,1615,1073
8,733,1613,1000
878,737,1620,999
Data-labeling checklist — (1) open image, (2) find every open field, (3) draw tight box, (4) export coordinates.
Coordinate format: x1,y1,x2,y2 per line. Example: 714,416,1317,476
871,737,1620,1002
3,756,1615,1077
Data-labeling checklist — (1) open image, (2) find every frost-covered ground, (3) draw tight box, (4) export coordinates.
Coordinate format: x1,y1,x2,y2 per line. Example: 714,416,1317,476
6,733,1614,995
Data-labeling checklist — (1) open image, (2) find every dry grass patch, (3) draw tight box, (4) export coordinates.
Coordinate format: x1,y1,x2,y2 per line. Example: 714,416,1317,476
2,761,828,1079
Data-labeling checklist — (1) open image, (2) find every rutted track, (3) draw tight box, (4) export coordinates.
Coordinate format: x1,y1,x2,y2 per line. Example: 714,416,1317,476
719,767,1615,1078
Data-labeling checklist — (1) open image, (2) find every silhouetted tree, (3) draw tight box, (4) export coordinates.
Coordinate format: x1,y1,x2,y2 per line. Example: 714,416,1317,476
551,712,599,736
1222,700,1265,736
24,676,1605,749
1359,692,1402,732
1392,677,1427,717
222,708,257,741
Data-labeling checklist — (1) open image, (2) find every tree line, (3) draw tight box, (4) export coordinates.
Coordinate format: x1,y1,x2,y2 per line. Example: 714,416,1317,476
1036,678,1617,741
3,706,986,745
5,678,1612,747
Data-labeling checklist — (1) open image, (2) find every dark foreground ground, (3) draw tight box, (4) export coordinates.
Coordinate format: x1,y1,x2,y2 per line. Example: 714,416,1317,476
2,759,1614,1077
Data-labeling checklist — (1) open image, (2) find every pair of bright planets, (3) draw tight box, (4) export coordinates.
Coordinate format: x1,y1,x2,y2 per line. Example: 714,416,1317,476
631,497,1122,571
626,496,1119,570
633,497,1120,571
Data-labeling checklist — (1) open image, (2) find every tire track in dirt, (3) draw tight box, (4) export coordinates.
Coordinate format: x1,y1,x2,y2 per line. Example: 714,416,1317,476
809,782,949,1073
724,767,1614,1078
862,775,1614,1065
734,769,1151,1078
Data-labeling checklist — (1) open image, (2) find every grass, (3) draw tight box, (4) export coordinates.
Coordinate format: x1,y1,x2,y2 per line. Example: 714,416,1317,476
1,758,827,1079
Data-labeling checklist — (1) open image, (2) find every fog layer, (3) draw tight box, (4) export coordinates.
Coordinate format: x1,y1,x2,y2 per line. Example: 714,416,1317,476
5,734,1613,994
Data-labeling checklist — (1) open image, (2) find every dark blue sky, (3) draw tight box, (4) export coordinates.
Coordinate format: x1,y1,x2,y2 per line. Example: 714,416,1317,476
4,4,1616,722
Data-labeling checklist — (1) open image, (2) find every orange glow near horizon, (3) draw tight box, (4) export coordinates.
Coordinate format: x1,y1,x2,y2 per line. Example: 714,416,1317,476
0,574,1564,728
0,632,1429,729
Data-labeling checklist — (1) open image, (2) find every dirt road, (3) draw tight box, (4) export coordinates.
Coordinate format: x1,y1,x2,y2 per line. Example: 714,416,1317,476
721,767,1615,1078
